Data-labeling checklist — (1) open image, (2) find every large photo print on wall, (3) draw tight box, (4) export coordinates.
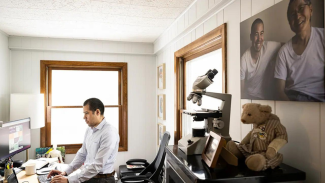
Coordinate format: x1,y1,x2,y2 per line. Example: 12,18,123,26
240,0,324,102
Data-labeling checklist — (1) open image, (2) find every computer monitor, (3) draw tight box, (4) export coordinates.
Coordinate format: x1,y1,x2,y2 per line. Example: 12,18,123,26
0,118,31,161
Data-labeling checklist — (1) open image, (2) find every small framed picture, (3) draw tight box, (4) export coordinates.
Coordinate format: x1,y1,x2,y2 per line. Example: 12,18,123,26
157,123,166,146
202,131,226,168
157,63,166,89
157,94,166,120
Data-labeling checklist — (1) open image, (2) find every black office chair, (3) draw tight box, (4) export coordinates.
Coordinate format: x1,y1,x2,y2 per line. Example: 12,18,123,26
118,131,170,183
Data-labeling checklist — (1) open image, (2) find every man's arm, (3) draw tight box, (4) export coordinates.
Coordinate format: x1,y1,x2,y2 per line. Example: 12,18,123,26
64,130,89,175
274,46,290,101
68,129,119,183
240,54,247,99
49,142,89,183
275,79,289,101
49,136,88,183
241,80,246,98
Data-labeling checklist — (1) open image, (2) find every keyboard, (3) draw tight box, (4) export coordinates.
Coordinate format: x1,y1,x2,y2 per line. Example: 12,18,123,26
37,174,52,183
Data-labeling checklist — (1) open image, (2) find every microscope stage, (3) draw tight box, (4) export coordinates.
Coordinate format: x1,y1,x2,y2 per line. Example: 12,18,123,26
182,110,222,118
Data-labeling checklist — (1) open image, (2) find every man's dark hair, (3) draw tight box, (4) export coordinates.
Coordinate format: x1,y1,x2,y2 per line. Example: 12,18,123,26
251,18,264,34
287,0,312,21
83,98,104,115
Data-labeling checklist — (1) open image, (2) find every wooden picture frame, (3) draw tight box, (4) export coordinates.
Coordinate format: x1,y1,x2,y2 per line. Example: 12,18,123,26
202,131,226,168
157,94,166,120
157,63,166,89
157,123,166,146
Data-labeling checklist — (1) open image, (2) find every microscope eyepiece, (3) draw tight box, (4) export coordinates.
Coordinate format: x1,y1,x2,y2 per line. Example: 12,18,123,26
212,69,218,75
206,69,218,80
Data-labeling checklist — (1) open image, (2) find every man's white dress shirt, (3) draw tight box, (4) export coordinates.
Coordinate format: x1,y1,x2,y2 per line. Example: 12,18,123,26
64,118,119,183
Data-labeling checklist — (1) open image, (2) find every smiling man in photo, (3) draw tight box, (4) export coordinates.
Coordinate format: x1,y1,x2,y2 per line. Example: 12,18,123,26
241,18,281,100
275,0,325,101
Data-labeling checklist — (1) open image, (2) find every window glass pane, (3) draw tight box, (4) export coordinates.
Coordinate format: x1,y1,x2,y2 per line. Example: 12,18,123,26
52,70,118,106
184,49,223,135
104,107,119,130
51,108,88,145
51,107,119,145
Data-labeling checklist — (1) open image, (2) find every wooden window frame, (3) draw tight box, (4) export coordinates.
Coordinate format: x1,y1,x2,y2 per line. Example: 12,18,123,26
174,24,227,144
40,61,128,153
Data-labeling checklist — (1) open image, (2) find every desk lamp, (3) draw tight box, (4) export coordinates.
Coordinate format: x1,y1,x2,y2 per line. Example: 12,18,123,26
10,93,45,160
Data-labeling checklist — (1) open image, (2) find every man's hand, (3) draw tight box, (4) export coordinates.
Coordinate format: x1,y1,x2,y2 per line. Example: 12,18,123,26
50,175,68,183
275,79,290,100
47,170,67,178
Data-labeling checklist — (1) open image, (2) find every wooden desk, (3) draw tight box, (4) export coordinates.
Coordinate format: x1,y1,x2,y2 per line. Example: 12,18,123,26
17,171,38,183
166,145,306,183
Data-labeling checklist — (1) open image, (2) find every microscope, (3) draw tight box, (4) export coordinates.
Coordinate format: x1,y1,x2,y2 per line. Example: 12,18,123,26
178,69,232,155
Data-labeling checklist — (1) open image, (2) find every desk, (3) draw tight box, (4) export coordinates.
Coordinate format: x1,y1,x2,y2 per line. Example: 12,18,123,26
17,171,38,183
165,145,306,183
16,164,69,183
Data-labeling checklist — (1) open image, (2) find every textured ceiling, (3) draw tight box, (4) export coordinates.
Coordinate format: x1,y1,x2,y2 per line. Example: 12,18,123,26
0,0,195,42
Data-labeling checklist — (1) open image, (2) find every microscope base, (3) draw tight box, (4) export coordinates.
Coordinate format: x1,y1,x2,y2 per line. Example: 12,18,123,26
178,134,208,155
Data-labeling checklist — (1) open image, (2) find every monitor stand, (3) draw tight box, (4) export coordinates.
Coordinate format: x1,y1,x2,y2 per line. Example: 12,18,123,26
26,149,29,161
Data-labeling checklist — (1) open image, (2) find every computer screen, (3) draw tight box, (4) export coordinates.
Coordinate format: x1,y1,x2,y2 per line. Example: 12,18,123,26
0,118,31,161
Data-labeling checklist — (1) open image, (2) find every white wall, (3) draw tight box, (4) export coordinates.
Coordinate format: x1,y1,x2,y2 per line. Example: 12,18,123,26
155,0,325,182
9,36,157,172
0,30,10,122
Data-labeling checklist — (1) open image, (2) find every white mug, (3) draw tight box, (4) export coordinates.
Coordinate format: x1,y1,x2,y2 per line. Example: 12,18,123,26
25,163,36,175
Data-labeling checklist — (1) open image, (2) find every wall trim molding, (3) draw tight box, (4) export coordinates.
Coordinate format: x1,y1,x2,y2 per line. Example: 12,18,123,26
9,47,155,56
9,36,154,55
154,0,235,54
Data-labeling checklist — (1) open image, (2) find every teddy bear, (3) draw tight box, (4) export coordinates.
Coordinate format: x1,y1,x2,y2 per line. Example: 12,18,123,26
226,103,288,171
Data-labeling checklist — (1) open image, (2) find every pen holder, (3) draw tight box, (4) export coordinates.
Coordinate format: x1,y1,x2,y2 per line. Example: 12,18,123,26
3,169,12,181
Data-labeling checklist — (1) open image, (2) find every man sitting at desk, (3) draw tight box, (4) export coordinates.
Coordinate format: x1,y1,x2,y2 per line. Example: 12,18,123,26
48,98,120,183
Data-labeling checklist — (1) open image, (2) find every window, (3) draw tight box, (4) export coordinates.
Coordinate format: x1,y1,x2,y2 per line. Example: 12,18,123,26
183,49,223,136
40,61,128,153
174,24,227,144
